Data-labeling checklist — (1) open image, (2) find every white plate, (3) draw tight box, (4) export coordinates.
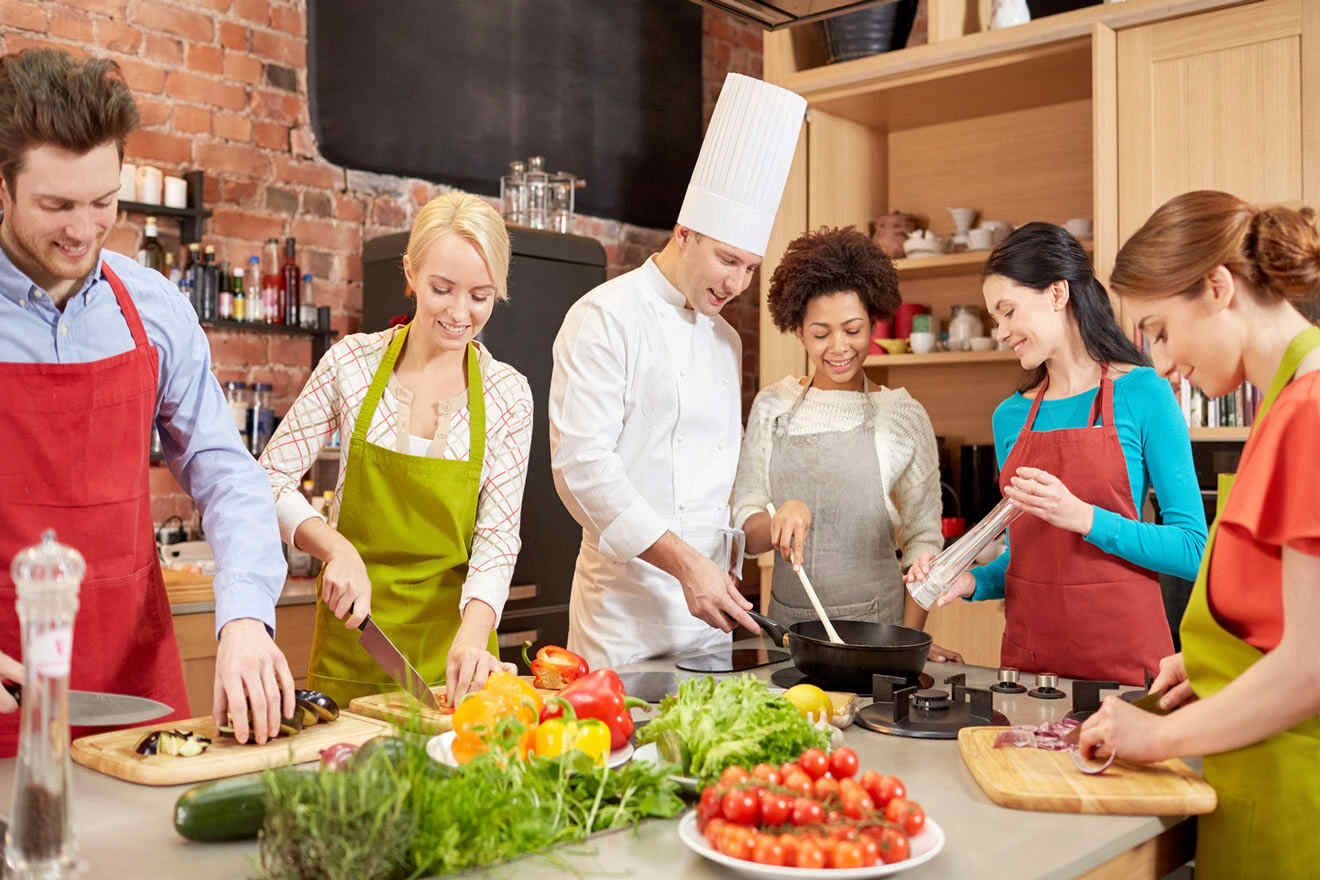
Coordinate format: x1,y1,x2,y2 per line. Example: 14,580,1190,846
632,741,699,793
425,730,633,769
676,810,946,878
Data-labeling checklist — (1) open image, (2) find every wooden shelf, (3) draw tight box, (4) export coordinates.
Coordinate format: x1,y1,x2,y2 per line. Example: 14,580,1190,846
118,170,211,243
1189,427,1250,442
895,241,1091,278
773,0,1245,124
864,349,1018,367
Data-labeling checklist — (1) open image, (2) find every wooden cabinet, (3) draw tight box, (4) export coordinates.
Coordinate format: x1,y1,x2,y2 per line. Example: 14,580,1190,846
756,0,1296,662
172,602,316,717
1108,0,1319,271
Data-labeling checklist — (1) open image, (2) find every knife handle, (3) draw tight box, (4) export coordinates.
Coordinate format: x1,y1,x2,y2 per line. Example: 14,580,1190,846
357,615,370,632
2,680,20,706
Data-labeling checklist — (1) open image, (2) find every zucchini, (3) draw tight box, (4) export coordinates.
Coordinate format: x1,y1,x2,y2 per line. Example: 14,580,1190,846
173,774,266,842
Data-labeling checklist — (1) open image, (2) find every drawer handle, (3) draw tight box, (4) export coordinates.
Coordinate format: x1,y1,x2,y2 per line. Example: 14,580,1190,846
498,629,538,648
508,584,539,601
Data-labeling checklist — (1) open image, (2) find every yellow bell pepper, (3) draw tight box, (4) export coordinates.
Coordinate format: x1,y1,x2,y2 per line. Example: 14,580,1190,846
530,715,611,765
483,671,544,718
452,690,505,741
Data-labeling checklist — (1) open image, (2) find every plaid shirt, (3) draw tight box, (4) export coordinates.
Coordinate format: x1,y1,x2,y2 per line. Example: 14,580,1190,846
260,327,533,624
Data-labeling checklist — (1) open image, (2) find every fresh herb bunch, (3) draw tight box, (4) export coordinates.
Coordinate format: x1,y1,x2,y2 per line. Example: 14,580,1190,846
257,734,685,880
636,674,830,782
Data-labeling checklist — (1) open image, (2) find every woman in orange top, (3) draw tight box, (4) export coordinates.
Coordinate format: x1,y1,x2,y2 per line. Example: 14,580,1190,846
1080,191,1320,880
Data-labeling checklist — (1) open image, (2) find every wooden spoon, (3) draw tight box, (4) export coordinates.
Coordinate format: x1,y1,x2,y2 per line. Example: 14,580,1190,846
766,503,845,645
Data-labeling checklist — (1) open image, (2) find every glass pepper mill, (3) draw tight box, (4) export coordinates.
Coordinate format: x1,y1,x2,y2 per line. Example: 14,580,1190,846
6,530,83,878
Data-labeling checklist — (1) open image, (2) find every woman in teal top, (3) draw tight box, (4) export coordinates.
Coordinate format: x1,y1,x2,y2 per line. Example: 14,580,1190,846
969,364,1208,597
907,223,1207,683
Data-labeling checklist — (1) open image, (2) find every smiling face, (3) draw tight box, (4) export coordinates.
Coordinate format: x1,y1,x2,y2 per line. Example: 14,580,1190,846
0,142,121,293
672,227,761,317
983,273,1074,370
403,231,497,352
1121,268,1245,396
797,291,870,391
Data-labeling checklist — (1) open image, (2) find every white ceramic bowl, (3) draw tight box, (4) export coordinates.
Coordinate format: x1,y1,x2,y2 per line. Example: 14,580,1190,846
969,336,995,352
910,331,936,354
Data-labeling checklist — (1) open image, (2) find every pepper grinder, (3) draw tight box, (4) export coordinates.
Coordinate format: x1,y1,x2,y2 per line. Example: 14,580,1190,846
7,530,84,878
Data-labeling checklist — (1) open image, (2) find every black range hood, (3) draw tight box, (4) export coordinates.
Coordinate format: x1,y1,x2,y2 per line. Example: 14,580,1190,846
690,0,901,30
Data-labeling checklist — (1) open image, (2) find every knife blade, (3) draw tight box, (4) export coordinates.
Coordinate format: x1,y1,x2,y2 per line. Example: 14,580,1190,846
3,681,172,726
357,615,441,710
1061,691,1169,745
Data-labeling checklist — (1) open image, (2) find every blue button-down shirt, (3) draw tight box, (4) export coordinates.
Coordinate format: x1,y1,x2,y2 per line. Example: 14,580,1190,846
0,245,286,636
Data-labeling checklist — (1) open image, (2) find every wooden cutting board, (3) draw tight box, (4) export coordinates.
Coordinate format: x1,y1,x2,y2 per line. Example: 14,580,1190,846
349,676,557,735
958,726,1217,815
71,711,393,786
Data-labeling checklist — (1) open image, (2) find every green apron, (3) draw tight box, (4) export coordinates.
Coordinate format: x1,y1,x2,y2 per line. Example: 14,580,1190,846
1180,325,1320,880
307,325,499,706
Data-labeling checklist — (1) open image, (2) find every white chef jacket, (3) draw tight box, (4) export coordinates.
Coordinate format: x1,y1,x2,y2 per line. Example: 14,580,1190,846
550,256,742,668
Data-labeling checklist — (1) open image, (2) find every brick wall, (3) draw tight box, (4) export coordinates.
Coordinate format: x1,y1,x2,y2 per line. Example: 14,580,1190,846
0,2,761,527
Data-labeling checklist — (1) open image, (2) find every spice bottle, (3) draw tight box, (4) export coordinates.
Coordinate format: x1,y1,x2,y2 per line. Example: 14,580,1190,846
6,530,84,878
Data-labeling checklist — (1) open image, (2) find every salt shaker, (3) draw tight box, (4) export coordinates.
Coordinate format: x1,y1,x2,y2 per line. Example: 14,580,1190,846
7,530,84,878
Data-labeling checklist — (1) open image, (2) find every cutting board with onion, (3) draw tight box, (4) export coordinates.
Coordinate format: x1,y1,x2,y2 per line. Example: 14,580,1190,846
958,727,1217,815
71,711,392,786
348,676,557,735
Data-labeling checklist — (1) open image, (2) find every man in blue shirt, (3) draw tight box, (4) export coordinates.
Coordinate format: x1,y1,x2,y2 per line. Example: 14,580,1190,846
0,49,293,749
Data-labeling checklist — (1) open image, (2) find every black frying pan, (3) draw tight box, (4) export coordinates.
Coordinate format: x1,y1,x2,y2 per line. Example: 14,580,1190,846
748,610,930,683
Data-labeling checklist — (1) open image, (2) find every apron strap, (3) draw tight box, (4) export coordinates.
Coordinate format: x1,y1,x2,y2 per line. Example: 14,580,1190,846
1256,325,1320,424
465,342,485,466
1089,363,1112,428
100,263,152,352
352,323,409,444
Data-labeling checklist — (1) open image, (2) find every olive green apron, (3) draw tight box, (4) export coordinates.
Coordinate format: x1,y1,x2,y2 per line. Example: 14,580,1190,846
307,325,498,706
1181,325,1320,880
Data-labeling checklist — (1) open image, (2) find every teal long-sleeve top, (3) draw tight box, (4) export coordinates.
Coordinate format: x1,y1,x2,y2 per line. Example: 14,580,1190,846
970,366,1208,600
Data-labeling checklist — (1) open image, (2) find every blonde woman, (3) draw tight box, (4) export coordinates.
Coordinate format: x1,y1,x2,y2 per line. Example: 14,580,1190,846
261,192,533,706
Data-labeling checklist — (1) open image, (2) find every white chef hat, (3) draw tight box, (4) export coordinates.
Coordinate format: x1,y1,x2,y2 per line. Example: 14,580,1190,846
677,73,807,258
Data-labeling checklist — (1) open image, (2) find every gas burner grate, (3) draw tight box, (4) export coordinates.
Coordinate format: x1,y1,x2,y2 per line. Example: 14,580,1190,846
770,667,933,695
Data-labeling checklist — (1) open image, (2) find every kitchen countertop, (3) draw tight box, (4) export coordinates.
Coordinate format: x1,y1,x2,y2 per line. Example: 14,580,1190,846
167,575,318,615
0,640,1195,879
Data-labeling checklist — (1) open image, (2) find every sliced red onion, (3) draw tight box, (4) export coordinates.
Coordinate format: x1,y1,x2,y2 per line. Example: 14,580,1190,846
1070,746,1116,775
993,727,1037,749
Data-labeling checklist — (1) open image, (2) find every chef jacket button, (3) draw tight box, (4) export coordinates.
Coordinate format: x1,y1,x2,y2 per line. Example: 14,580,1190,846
59,326,68,336
19,298,25,307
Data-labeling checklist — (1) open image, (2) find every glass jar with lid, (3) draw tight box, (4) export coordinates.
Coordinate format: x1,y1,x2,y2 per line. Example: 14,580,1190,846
525,156,549,230
500,161,526,225
223,382,249,448
247,383,275,457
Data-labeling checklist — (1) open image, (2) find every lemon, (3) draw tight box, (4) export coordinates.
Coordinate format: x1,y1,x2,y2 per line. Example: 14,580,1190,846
783,684,834,722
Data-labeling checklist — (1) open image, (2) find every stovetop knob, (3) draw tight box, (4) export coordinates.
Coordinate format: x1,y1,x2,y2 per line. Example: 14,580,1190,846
990,667,1028,694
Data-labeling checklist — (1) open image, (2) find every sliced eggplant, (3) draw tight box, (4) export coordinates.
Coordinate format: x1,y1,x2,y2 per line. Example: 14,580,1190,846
295,689,340,723
218,711,303,742
136,729,211,757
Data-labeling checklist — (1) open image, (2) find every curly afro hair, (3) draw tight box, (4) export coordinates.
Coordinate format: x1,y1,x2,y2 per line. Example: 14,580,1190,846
767,226,901,333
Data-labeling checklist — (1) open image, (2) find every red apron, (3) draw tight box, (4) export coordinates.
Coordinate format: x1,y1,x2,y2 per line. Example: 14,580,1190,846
998,365,1172,686
0,263,190,756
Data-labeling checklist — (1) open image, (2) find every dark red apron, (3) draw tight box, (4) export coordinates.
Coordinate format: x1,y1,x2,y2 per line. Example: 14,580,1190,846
998,365,1172,686
0,263,190,756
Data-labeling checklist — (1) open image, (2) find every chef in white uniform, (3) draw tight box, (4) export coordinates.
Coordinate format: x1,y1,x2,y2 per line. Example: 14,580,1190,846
550,74,807,668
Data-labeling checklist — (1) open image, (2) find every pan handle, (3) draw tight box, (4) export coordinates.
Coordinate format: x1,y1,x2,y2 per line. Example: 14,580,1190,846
746,611,790,649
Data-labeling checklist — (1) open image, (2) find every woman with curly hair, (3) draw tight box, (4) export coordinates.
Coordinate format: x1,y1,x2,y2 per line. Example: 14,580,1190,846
732,227,959,660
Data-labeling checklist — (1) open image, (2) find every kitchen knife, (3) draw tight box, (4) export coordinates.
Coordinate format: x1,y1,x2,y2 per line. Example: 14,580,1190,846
2,681,172,727
357,615,442,711
1062,691,1169,745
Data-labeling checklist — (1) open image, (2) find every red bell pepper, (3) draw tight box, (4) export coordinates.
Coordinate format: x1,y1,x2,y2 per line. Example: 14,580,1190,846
537,668,648,751
521,641,589,690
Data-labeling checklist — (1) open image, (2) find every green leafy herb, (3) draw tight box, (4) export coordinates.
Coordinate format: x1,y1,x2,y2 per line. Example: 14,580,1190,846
256,735,684,880
636,674,829,782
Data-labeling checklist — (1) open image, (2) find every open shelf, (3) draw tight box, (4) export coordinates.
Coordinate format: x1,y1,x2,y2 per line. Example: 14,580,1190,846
117,170,211,243
1189,427,1250,443
896,240,1091,278
201,320,338,363
864,349,1018,368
